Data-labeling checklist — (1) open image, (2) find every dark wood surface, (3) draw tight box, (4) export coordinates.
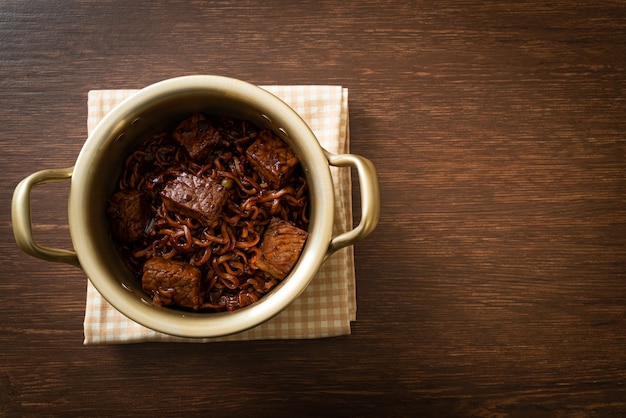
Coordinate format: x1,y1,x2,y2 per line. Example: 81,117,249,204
1,1,625,416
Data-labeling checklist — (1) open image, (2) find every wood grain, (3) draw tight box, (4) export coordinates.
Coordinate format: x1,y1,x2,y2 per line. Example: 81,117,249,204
1,0,625,416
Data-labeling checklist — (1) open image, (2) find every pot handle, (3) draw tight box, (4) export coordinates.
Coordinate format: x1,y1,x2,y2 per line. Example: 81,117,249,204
325,152,380,256
11,167,80,267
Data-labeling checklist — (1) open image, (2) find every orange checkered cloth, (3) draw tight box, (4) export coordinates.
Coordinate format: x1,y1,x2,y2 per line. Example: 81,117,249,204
83,85,355,344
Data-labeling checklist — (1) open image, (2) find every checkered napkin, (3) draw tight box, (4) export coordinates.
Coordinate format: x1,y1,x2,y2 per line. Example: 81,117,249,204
83,85,355,344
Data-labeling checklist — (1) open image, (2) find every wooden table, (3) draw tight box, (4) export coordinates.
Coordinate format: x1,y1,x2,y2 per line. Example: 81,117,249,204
2,1,625,416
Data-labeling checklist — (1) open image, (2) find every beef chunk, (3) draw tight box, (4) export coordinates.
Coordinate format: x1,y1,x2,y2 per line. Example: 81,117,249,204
246,130,299,189
255,218,308,279
173,113,222,162
107,190,150,242
142,256,203,310
161,173,228,226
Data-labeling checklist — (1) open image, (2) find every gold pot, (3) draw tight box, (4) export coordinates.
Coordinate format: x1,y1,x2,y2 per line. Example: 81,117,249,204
12,75,379,338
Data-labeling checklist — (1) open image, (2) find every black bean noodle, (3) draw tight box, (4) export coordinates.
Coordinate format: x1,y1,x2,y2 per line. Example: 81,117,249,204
110,115,309,312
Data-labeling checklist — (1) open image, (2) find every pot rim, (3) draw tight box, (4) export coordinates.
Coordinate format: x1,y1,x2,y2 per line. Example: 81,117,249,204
70,75,336,338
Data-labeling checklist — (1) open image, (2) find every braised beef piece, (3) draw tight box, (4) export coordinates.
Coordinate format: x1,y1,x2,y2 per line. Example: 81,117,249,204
173,113,222,162
160,173,228,226
142,256,203,310
107,190,150,242
255,217,308,280
246,130,299,189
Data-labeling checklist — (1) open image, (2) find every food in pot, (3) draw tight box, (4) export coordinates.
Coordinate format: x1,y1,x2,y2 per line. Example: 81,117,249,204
255,217,309,280
106,190,151,242
160,172,229,227
107,113,309,312
246,130,300,189
142,257,203,310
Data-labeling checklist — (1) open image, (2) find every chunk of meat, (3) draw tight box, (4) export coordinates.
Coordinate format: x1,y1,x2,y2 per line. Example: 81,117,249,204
107,190,150,242
141,256,203,310
160,173,228,226
246,130,299,189
255,218,308,280
173,113,222,162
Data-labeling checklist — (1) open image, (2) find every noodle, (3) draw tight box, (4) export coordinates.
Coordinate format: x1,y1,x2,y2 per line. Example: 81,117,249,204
108,115,309,312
